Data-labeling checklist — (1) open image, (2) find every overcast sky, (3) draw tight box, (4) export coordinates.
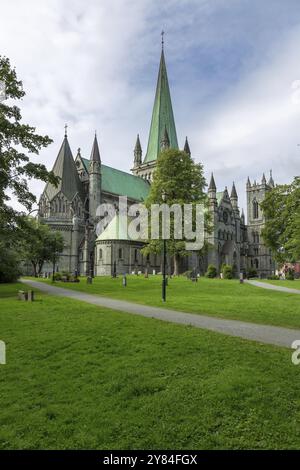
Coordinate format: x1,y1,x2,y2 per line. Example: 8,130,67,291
1,0,300,212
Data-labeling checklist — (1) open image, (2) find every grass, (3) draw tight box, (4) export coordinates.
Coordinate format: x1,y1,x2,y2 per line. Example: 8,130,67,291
30,275,300,330
1,282,300,449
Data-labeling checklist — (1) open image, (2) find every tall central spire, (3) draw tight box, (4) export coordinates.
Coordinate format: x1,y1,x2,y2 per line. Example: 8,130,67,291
143,42,178,163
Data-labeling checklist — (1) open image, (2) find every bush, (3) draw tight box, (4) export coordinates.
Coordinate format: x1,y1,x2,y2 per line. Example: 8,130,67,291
286,269,295,281
0,249,22,283
53,272,62,281
267,275,280,280
183,270,193,279
206,264,217,278
222,264,233,279
247,268,258,279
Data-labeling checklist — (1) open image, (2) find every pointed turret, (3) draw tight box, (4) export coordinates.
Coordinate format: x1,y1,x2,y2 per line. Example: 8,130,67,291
89,133,101,221
184,137,191,157
133,134,142,167
144,46,178,163
230,182,238,200
246,177,251,189
89,133,101,166
231,182,239,214
268,169,274,187
43,132,83,202
208,173,216,192
160,126,170,151
262,173,266,184
208,173,217,209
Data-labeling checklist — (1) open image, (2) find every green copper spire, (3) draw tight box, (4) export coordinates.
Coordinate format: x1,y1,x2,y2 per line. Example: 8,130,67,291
143,47,178,163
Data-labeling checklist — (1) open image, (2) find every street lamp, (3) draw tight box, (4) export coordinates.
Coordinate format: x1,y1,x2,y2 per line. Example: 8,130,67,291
162,191,167,302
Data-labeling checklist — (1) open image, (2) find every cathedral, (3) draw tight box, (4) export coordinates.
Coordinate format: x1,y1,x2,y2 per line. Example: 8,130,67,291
38,44,276,278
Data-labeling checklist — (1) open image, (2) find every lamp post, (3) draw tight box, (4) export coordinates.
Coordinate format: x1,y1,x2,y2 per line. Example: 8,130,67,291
162,191,167,302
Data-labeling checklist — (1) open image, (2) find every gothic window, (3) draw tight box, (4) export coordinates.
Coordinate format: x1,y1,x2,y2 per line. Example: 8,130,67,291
253,199,259,219
134,249,138,262
118,248,123,259
218,230,222,240
99,249,103,260
254,259,259,269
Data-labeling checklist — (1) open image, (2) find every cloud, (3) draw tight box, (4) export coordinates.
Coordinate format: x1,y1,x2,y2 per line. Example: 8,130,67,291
1,0,300,214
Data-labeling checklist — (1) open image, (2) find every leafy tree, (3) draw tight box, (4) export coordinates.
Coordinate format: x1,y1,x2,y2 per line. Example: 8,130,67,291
0,56,58,233
261,177,300,263
21,218,65,277
142,149,210,275
0,241,22,282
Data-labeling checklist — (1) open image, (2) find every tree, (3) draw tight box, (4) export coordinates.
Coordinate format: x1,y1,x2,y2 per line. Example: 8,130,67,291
142,148,209,275
21,218,65,277
261,177,300,263
0,56,58,232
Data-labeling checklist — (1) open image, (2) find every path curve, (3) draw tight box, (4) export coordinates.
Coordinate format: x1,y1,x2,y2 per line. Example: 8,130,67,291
246,279,300,294
22,279,300,349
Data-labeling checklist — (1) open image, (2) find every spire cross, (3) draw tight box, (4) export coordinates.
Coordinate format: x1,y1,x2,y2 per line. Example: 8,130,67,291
64,123,68,137
161,30,165,49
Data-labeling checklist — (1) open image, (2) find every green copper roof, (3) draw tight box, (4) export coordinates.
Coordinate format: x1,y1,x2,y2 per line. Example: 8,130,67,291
97,215,140,241
144,49,178,163
44,136,83,201
82,158,150,201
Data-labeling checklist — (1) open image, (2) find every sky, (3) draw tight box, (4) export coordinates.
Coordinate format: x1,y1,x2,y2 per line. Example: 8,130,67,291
1,0,300,213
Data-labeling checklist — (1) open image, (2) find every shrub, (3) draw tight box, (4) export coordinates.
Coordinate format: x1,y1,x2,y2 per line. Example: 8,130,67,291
247,268,258,279
53,272,62,281
267,275,280,280
286,269,295,281
222,264,233,279
183,270,193,279
206,264,217,278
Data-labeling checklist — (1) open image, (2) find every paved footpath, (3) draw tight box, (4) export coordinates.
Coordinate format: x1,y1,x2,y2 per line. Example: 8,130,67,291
22,279,300,349
246,279,300,294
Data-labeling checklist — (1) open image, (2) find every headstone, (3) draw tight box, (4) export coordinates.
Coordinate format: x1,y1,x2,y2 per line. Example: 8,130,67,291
27,290,34,302
239,272,244,284
18,291,28,301
153,269,156,275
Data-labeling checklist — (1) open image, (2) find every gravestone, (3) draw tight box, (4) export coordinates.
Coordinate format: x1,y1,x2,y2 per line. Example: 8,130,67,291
18,291,28,301
27,290,34,302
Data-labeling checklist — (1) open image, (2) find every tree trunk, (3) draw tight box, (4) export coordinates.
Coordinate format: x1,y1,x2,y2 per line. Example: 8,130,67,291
173,253,180,276
38,260,44,276
31,261,38,277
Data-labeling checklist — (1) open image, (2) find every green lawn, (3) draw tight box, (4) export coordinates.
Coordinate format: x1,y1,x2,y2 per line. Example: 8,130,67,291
260,279,300,290
31,275,300,330
0,282,300,449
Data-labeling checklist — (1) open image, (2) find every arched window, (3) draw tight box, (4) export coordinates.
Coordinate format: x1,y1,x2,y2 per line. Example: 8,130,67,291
254,258,259,269
134,249,138,262
253,199,259,219
118,248,123,259
99,248,103,260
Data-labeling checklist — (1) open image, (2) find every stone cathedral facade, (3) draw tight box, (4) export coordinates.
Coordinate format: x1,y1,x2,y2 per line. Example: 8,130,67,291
38,46,276,278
